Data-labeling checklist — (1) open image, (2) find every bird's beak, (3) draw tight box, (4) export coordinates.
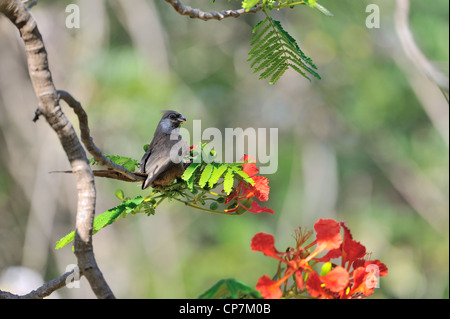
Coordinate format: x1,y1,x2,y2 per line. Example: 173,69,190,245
178,115,187,123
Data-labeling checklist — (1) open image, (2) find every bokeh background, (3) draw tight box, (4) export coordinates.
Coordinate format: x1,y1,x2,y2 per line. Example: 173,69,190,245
0,0,448,298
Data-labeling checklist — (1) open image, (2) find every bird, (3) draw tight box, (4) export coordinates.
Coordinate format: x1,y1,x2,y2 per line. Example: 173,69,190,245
140,110,187,189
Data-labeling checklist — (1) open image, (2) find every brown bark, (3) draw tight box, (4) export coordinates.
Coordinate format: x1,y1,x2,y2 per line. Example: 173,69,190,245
0,0,114,299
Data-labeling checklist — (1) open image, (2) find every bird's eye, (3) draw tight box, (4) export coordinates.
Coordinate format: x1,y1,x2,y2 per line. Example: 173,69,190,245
169,113,176,119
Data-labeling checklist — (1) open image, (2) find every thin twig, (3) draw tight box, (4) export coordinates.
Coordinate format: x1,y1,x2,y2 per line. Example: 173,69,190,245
164,0,262,21
172,197,234,215
25,0,37,9
0,270,74,299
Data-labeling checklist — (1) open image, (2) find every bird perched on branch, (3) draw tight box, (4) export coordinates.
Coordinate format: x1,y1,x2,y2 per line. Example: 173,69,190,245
140,110,187,189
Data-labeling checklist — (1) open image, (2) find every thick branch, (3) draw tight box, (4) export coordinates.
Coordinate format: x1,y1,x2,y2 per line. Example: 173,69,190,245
164,0,262,21
0,0,114,298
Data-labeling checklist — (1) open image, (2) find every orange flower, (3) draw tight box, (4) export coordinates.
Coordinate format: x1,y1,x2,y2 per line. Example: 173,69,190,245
225,155,273,214
251,219,388,299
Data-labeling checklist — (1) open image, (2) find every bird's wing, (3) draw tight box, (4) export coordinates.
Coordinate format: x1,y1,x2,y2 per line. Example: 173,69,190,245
140,146,152,174
141,139,175,189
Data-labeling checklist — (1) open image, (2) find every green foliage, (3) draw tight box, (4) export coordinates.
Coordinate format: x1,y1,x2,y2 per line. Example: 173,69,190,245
56,143,261,250
55,231,75,251
240,1,332,83
208,164,229,188
242,0,332,16
248,13,320,83
90,154,139,172
199,163,214,188
242,0,260,11
181,143,254,195
55,196,146,250
198,278,261,299
223,168,235,195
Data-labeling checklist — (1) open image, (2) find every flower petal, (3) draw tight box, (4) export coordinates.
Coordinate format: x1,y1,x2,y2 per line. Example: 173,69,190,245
305,272,325,298
350,267,375,297
314,219,342,251
251,232,280,257
242,163,259,177
255,275,283,299
321,266,349,293
251,175,270,202
341,223,366,266
247,201,274,214
240,154,256,163
365,260,388,277
315,247,342,262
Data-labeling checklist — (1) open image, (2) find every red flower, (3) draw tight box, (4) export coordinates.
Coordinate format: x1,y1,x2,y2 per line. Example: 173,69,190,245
318,223,364,266
301,219,342,263
251,219,388,299
224,155,273,214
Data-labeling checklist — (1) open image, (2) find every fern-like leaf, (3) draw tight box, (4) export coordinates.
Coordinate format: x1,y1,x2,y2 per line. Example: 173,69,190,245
248,13,320,84
208,164,229,188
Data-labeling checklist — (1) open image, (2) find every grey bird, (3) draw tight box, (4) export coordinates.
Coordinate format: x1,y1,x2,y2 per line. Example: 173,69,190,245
140,110,187,189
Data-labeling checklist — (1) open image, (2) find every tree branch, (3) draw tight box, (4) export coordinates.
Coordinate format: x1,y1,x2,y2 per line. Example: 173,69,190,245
57,90,145,182
0,0,114,298
164,0,262,21
0,270,74,299
395,0,449,94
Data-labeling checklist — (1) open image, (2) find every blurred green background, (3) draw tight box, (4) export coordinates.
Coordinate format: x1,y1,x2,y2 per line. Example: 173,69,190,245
0,0,448,298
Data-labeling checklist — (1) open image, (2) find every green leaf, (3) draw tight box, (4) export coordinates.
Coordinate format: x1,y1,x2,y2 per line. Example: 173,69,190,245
90,154,140,172
181,162,201,181
107,154,139,171
232,166,255,186
269,63,289,84
223,168,235,195
199,164,214,188
198,278,261,299
93,196,144,233
251,18,266,33
249,25,272,46
208,164,229,188
248,13,320,84
242,0,260,11
55,196,144,250
55,231,75,250
115,189,125,201
186,171,196,192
